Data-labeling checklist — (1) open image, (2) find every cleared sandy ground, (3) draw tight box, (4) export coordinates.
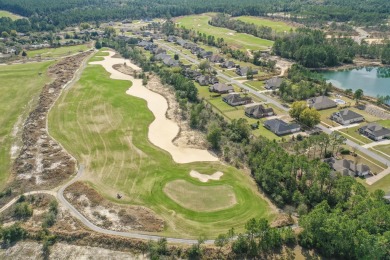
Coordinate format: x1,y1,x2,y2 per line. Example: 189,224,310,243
90,51,218,164
190,170,223,182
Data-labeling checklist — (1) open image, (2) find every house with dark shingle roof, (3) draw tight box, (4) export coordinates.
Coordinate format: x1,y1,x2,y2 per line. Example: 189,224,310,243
195,75,218,86
154,53,171,61
162,57,179,67
245,104,274,119
264,77,283,90
359,123,390,141
223,93,252,106
325,157,371,177
331,109,364,125
209,55,224,63
307,96,337,110
209,83,234,94
220,60,236,69
236,67,258,77
264,119,300,136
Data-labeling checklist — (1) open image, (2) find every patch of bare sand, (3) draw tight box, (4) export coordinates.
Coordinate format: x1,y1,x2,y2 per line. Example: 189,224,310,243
90,51,218,164
190,170,223,183
64,181,164,232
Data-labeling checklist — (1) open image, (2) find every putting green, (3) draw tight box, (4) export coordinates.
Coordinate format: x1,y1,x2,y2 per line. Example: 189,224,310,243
48,52,275,238
164,180,237,212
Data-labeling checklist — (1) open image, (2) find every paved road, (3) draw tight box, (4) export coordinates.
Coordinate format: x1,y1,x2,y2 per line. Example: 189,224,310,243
159,41,390,176
317,124,390,167
158,41,288,112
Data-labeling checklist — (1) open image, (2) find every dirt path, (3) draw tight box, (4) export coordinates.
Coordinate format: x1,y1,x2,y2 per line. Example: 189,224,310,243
90,51,218,164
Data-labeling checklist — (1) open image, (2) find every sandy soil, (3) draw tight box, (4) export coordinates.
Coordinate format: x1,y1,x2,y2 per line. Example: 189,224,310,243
190,170,223,182
0,241,146,260
90,51,218,164
64,182,164,232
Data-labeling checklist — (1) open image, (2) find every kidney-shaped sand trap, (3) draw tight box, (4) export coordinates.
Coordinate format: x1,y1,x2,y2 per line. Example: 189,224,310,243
190,170,223,182
164,180,237,212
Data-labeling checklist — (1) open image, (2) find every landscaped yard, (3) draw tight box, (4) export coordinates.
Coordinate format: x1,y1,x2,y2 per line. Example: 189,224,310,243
0,61,54,190
49,52,275,238
175,13,273,51
233,16,296,33
245,80,265,91
319,106,382,127
372,144,390,159
27,44,90,58
338,125,373,145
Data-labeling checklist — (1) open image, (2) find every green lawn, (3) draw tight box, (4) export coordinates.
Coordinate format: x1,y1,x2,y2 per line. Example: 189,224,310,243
245,80,265,91
0,10,23,20
0,61,54,190
164,180,236,212
27,44,90,58
338,125,373,145
233,16,295,33
372,145,390,159
175,14,274,51
48,53,275,238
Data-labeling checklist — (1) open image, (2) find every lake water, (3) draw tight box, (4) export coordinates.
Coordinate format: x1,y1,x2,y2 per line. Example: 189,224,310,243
320,67,390,98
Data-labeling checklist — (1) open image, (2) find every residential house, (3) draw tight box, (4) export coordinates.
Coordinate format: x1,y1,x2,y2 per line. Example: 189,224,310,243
236,67,258,77
167,35,177,42
325,157,371,177
151,47,166,55
209,55,224,63
220,60,236,69
198,50,213,59
176,38,187,47
245,104,274,119
182,68,201,79
223,93,252,106
191,46,203,55
155,53,171,61
359,123,390,141
264,119,301,136
331,109,364,125
307,96,337,110
264,77,283,90
162,57,179,67
209,83,234,94
196,75,219,86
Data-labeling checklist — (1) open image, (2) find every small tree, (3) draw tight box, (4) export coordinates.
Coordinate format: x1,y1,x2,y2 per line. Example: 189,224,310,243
207,125,222,150
214,234,228,254
174,53,179,60
354,89,364,105
22,51,27,57
300,107,321,128
289,101,308,121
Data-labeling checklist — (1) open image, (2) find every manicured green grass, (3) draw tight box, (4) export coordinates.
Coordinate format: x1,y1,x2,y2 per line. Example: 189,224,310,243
338,125,373,145
176,14,273,51
245,80,265,91
361,174,390,194
233,16,295,33
27,44,90,58
49,55,274,238
0,10,23,20
379,120,390,128
164,180,236,212
372,145,390,159
0,61,54,190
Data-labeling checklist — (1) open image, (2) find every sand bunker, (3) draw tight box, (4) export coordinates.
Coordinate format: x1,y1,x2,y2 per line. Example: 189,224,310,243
89,51,218,164
190,170,223,182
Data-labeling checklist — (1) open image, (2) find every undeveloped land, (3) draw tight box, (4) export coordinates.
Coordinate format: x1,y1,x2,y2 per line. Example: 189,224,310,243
11,51,93,191
64,181,164,232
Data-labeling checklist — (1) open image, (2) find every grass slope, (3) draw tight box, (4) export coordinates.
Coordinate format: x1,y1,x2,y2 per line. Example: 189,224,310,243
233,16,295,33
0,61,54,189
176,14,273,51
0,10,23,20
27,44,90,58
49,54,274,238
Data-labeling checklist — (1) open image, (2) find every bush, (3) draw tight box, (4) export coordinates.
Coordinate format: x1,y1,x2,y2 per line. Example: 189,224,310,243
13,202,33,219
340,148,350,155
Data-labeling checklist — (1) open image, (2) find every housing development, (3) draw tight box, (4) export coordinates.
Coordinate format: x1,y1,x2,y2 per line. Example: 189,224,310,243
0,0,390,259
